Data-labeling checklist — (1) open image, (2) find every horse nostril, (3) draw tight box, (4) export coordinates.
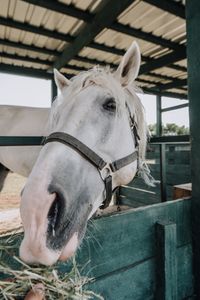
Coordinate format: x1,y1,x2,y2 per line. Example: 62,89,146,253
47,192,64,237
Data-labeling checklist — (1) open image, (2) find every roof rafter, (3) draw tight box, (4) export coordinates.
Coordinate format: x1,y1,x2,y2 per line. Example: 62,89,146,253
143,0,185,19
0,38,59,56
22,0,93,23
0,61,187,99
0,52,89,72
0,17,73,43
0,62,53,79
0,17,187,73
0,52,52,66
22,0,185,51
0,39,186,87
161,103,188,113
0,51,187,93
53,0,136,69
109,22,183,52
140,48,186,75
143,87,187,99
156,78,187,91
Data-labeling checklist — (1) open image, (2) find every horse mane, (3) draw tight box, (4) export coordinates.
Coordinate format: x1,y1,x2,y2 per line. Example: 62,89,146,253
125,85,156,186
52,66,156,186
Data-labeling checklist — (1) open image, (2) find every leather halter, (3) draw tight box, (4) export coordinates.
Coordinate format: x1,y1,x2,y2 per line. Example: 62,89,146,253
42,115,140,209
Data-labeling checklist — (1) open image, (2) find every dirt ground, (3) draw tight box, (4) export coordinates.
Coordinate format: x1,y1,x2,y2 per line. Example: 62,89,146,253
0,170,26,235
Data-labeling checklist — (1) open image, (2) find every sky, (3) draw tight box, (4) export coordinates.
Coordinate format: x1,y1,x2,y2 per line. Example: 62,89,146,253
0,73,189,128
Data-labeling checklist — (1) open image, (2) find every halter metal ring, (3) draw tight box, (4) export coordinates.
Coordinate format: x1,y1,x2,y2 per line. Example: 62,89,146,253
99,163,113,181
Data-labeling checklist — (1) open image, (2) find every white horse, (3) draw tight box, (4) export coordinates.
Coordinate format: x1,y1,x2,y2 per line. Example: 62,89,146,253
1,42,153,265
0,106,49,176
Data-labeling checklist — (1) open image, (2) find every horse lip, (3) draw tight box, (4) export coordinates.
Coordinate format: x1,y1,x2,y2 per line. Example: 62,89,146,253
58,232,78,261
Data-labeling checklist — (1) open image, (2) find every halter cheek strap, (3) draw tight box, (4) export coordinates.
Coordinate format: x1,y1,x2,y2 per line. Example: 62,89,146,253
43,131,138,209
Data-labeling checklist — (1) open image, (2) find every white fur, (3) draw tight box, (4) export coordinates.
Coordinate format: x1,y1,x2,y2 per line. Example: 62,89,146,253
0,42,154,265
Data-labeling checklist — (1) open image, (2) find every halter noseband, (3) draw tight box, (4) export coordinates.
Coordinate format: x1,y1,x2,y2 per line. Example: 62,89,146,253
42,116,140,209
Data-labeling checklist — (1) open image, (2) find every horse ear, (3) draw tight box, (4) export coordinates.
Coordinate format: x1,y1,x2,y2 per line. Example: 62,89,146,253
54,69,70,92
115,41,141,86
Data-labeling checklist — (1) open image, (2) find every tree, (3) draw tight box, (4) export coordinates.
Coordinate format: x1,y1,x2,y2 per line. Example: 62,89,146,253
148,123,189,136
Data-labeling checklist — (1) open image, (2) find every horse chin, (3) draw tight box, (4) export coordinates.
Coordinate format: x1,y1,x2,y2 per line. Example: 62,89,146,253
59,232,78,261
19,232,79,266
19,238,61,266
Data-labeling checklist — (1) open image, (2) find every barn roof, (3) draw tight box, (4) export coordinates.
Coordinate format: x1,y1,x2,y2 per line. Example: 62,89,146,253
0,0,187,99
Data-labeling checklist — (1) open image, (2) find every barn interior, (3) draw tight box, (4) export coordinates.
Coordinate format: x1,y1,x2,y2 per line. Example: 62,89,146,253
0,0,189,210
2,1,200,299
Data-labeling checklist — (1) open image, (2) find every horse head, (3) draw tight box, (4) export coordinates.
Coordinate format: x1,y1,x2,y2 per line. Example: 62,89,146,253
20,42,151,265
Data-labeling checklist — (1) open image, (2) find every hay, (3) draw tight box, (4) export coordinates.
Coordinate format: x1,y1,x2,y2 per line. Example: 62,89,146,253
0,233,103,300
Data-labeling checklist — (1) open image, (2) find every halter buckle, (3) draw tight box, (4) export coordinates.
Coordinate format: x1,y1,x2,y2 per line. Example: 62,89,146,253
99,163,113,181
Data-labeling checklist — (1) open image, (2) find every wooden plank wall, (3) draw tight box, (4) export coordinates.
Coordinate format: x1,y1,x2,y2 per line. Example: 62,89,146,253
186,0,200,296
119,144,191,206
59,198,193,299
0,198,193,299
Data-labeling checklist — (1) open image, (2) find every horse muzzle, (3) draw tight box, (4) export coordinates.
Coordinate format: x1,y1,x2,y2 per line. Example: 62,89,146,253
20,187,84,266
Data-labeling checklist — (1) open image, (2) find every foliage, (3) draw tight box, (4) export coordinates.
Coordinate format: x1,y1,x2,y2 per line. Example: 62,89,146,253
148,123,189,136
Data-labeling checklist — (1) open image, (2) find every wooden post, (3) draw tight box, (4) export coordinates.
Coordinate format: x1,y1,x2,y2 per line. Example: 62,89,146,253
51,79,57,103
186,0,200,296
156,221,177,300
156,95,162,136
156,95,167,201
160,144,167,202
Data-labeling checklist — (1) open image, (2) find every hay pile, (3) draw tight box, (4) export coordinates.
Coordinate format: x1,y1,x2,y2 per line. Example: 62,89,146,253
0,234,103,300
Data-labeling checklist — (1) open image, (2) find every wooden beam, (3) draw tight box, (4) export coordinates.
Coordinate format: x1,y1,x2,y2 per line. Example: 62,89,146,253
0,52,52,66
144,72,186,84
156,95,162,136
23,0,185,52
186,0,200,297
0,18,187,74
0,38,117,68
0,16,125,57
53,0,137,69
159,144,167,202
140,48,187,75
0,16,73,43
0,37,186,83
0,38,59,57
22,0,93,23
150,135,190,144
143,87,188,100
0,52,88,73
51,79,57,103
157,78,187,91
168,63,186,72
156,221,178,299
144,0,185,19
161,103,189,113
0,136,43,146
1,51,187,93
109,22,184,52
0,63,52,79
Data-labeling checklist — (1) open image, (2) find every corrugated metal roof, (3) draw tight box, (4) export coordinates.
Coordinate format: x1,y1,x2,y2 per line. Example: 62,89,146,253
0,0,187,98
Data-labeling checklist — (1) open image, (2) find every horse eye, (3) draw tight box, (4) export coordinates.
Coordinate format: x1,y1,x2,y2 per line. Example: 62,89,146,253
103,98,116,112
